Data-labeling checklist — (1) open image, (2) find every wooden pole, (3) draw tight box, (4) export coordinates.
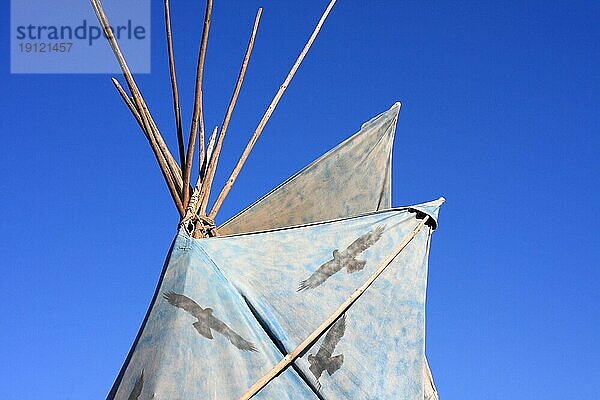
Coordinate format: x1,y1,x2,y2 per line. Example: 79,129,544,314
201,125,219,182
183,0,213,209
112,80,185,216
111,78,145,133
199,8,262,215
208,0,337,219
198,98,206,184
180,126,217,239
90,0,184,215
238,215,431,400
112,78,185,195
164,0,185,170
146,115,185,195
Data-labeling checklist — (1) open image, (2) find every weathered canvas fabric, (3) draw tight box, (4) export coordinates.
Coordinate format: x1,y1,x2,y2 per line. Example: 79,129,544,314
218,102,400,236
219,102,439,398
108,200,442,399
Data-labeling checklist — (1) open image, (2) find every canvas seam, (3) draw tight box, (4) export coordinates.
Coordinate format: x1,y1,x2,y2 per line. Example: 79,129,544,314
183,199,440,242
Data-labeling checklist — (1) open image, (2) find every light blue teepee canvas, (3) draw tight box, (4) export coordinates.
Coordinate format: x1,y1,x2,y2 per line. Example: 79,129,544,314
109,201,442,399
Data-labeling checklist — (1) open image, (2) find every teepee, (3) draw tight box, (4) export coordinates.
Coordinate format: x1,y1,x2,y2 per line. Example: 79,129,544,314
91,1,442,399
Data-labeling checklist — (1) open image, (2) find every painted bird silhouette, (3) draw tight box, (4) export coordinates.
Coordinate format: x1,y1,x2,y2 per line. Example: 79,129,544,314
308,314,347,390
298,225,385,291
127,370,144,400
163,291,258,352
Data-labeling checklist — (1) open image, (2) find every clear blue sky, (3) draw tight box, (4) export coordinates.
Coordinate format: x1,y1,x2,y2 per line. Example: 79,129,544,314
1,1,598,398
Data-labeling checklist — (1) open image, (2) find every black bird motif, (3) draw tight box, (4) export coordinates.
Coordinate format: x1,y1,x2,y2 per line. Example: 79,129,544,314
163,291,258,352
308,314,347,390
127,370,144,400
298,225,385,291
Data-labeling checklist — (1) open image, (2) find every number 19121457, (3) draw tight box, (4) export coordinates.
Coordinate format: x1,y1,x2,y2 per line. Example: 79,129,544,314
19,42,73,53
